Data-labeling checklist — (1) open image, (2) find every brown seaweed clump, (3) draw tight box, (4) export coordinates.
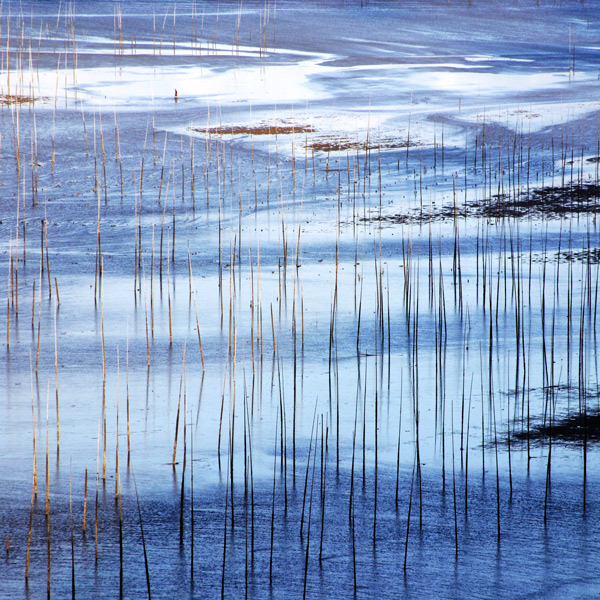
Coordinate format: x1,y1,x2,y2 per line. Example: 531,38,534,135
0,94,46,105
191,121,316,136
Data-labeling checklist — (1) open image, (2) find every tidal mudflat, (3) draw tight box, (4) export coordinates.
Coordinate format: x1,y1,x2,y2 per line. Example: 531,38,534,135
1,1,600,598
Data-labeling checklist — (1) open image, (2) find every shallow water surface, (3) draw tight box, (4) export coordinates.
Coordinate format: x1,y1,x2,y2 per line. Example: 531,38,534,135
1,1,600,598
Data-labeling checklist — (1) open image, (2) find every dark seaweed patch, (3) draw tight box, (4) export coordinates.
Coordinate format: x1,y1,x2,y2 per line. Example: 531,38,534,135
512,411,600,446
364,183,600,225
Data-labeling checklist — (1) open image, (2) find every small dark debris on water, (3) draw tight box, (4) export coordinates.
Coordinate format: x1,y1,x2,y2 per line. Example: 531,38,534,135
559,247,600,264
531,247,600,265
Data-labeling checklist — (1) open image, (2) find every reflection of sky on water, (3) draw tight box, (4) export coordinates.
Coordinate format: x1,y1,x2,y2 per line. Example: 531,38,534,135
2,3,600,598
2,54,331,108
406,69,571,94
7,51,597,108
3,22,599,116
